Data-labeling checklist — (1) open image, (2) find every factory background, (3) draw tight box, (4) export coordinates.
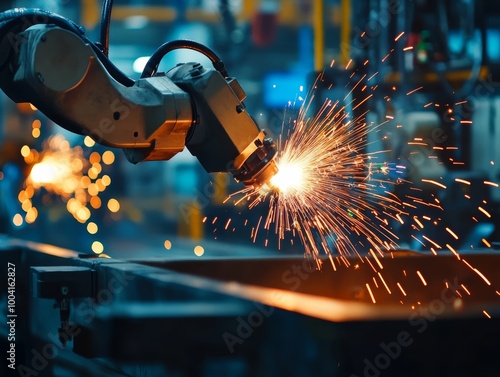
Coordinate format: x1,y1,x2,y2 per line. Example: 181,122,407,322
1,0,500,376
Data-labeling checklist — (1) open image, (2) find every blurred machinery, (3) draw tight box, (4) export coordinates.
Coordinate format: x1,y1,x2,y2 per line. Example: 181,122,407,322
1,1,500,376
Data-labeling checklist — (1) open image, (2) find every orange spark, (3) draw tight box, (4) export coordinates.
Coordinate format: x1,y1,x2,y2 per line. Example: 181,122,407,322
462,259,491,285
455,178,471,185
478,207,492,218
397,282,407,296
446,227,459,240
378,272,392,294
366,283,376,304
484,181,499,188
406,86,424,96
421,179,447,189
422,235,441,249
369,249,384,270
416,270,427,286
446,244,460,260
482,239,491,248
461,284,471,296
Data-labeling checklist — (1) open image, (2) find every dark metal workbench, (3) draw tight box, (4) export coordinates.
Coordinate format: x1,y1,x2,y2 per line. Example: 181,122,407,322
1,236,500,377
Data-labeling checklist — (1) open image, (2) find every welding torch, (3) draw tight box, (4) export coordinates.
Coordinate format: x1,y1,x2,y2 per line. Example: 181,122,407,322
0,8,278,187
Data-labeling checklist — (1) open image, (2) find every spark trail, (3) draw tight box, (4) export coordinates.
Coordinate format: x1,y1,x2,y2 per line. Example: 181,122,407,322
225,67,497,275
228,83,411,269
179,32,497,313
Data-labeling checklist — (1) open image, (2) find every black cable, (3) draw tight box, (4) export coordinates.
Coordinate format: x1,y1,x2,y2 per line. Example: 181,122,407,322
0,8,134,87
99,0,114,56
0,8,85,73
140,39,228,79
89,42,135,87
0,8,84,37
219,0,236,45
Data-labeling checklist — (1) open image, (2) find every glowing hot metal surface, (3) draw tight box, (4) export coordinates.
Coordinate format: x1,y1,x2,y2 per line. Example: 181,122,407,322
270,162,305,194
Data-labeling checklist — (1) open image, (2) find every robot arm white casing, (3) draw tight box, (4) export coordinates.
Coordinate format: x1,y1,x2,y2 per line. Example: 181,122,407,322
0,22,277,186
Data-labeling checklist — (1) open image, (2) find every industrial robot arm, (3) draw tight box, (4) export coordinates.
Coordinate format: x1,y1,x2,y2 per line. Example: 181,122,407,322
0,8,278,187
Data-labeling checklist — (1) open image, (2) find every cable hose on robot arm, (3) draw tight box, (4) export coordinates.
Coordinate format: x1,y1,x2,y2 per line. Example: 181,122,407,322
0,8,134,87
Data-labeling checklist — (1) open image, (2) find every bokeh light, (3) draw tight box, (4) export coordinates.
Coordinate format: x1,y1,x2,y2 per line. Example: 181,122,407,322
107,198,120,213
87,222,98,234
17,134,118,230
12,214,23,227
194,245,204,256
84,136,95,147
102,151,115,165
92,241,104,254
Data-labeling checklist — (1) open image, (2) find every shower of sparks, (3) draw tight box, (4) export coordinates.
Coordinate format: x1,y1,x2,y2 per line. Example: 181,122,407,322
226,79,428,268
222,68,500,284
214,37,500,313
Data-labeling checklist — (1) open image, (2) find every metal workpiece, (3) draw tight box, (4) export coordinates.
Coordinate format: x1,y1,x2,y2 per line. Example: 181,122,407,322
167,62,278,186
140,251,500,321
1,25,194,162
31,266,95,346
2,239,500,376
74,302,256,361
31,266,94,299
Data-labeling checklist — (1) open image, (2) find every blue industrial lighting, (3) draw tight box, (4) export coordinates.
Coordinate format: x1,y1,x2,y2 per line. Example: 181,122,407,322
263,72,307,108
133,56,151,73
